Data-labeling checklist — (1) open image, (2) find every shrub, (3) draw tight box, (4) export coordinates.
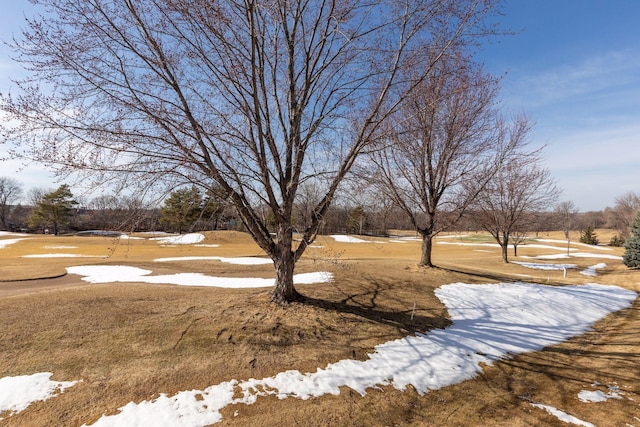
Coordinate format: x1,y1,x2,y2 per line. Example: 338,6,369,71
609,234,625,247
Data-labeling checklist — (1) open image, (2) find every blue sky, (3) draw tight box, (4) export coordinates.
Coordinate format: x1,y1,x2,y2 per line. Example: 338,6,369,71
1,1,639,211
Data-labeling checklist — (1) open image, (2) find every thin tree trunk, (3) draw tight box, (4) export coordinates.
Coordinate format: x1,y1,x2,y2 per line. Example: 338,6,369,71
420,233,434,267
501,243,509,263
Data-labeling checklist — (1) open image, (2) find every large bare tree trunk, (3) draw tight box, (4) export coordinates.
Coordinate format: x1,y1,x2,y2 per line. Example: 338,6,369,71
272,249,301,305
271,225,302,305
420,233,435,267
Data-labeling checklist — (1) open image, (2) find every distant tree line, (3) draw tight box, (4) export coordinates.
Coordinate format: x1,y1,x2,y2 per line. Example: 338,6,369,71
2,176,638,250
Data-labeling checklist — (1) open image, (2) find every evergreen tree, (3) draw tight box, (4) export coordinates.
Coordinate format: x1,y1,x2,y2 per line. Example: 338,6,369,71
28,184,77,235
623,211,640,268
579,226,599,245
159,186,203,233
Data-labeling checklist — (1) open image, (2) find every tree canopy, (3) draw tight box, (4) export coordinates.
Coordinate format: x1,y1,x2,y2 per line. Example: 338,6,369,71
160,187,205,234
2,0,502,304
471,150,560,263
368,51,524,267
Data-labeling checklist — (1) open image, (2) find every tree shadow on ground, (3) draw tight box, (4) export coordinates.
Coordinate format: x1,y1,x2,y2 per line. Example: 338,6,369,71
301,277,451,335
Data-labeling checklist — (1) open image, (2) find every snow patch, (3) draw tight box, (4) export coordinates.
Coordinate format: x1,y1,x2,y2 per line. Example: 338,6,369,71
0,373,79,420
329,235,368,243
530,403,595,427
118,235,144,240
0,238,27,249
535,239,613,251
0,231,28,237
578,389,622,403
512,261,577,271
154,256,271,265
152,233,205,245
22,254,105,258
580,263,607,277
535,253,622,260
66,265,332,288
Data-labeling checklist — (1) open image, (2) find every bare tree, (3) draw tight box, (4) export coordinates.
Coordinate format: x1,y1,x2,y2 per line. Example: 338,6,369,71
0,177,23,230
368,52,524,267
607,191,640,239
471,150,560,263
2,0,501,304
555,200,578,255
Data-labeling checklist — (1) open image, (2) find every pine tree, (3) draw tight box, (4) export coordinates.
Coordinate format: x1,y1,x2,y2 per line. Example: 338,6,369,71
28,184,77,235
623,211,640,268
159,186,203,234
579,226,599,245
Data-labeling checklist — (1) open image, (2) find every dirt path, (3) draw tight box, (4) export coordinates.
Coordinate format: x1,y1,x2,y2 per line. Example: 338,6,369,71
0,274,90,298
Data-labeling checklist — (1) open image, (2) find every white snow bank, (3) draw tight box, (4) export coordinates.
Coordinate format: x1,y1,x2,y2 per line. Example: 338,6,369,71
66,266,332,288
536,253,622,260
0,373,79,420
154,256,271,265
85,282,637,427
530,403,595,427
512,261,577,271
0,238,27,249
329,235,368,243
580,263,607,277
152,233,205,245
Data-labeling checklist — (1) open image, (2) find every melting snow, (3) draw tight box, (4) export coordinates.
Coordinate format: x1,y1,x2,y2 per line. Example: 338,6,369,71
530,403,595,427
66,265,331,288
0,238,27,249
0,373,79,420
512,261,577,271
329,235,369,243
154,256,271,265
580,263,607,277
22,254,104,258
151,233,205,245
535,253,622,261
578,389,622,403
535,239,613,251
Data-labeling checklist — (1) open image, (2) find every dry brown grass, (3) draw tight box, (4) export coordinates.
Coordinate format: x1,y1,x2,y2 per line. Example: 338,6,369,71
0,230,638,426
